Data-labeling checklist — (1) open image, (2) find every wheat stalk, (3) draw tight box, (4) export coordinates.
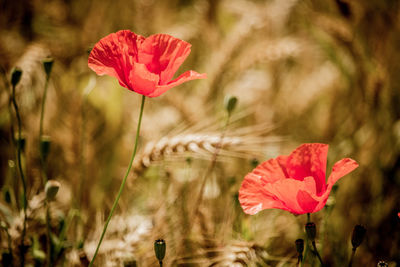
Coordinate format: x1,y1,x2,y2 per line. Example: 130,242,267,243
132,133,279,175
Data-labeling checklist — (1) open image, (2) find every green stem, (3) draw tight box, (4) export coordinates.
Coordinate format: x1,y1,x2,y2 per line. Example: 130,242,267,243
192,112,231,219
301,213,311,267
39,75,50,184
159,260,163,267
348,247,356,267
46,202,52,267
88,95,146,267
39,75,49,141
312,241,325,266
11,84,27,267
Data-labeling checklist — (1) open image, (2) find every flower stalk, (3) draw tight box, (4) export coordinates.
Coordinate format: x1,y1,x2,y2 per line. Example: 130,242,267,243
10,68,27,267
89,95,146,267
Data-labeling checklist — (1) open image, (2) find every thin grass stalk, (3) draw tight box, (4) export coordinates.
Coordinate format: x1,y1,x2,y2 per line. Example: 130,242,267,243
192,112,231,220
39,67,51,184
88,95,146,267
11,82,28,267
45,201,52,267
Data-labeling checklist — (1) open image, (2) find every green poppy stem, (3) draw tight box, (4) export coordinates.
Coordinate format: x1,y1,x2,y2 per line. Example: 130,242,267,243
88,95,146,267
348,247,356,267
312,241,325,266
39,71,51,184
300,213,311,267
11,83,27,267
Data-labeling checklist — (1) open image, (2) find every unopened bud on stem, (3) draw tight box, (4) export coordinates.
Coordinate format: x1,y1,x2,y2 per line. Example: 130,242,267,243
40,136,51,161
154,239,166,262
224,95,238,114
42,58,54,77
11,68,22,87
45,180,60,201
351,225,366,249
305,222,316,242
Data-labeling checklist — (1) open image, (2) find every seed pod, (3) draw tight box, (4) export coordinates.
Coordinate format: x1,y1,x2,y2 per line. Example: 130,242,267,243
295,239,304,254
42,57,54,77
224,95,238,114
45,180,60,201
351,225,366,249
154,239,166,262
11,67,23,87
40,136,52,161
305,222,316,242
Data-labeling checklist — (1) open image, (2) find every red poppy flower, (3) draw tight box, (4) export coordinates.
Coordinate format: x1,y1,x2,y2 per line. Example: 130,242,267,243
88,30,206,97
239,143,359,215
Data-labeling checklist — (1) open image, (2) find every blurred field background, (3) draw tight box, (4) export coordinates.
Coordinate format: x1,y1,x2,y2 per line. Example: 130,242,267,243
1,0,400,266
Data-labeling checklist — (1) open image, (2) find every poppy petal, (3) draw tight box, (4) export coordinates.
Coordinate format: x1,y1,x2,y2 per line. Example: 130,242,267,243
264,178,308,214
286,143,328,195
147,70,206,97
127,62,160,96
312,158,358,212
252,156,289,183
327,158,359,186
139,34,192,84
88,30,145,89
239,173,286,215
296,190,320,213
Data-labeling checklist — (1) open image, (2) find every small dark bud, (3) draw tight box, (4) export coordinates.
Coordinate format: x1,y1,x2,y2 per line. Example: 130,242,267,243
40,136,51,161
377,261,388,267
3,187,12,204
123,258,137,267
224,95,238,114
295,239,304,254
351,225,366,249
154,239,166,262
15,134,26,152
305,222,316,242
45,180,60,201
1,252,13,266
11,67,23,87
250,158,259,168
42,57,54,77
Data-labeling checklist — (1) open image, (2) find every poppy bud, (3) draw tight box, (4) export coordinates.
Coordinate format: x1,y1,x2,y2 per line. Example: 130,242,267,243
42,57,54,77
2,187,12,204
1,252,12,266
45,180,60,201
154,239,166,262
15,134,26,152
295,239,304,254
40,135,51,161
377,261,388,267
123,258,137,267
305,222,316,242
11,67,23,87
224,95,238,114
351,225,366,249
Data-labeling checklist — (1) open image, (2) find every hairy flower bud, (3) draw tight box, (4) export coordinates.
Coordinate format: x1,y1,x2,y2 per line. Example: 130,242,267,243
295,239,304,254
154,239,166,262
224,95,238,114
11,67,22,87
351,225,366,249
42,57,54,77
45,180,60,201
305,222,316,242
40,136,52,161
15,134,26,152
